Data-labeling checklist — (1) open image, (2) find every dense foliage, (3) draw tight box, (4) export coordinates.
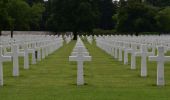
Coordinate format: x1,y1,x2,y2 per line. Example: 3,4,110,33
0,0,45,36
113,0,170,35
1,0,170,36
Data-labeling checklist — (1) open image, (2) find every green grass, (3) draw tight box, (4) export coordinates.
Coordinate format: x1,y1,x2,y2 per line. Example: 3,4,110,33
0,39,170,100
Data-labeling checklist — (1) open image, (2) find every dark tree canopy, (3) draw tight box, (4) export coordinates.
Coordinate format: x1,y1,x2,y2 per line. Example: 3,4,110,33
98,0,117,30
1,0,170,36
46,0,100,37
155,7,170,33
146,0,170,7
0,0,45,37
116,1,158,34
25,0,44,5
0,0,9,34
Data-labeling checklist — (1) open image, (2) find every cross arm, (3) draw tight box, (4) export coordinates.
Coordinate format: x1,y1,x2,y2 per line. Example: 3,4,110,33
149,56,158,61
69,56,77,61
164,56,170,62
135,52,141,56
18,52,25,57
83,56,92,62
2,56,12,62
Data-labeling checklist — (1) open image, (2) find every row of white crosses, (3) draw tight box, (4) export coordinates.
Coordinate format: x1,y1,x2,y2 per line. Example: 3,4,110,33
69,37,91,86
0,35,64,86
86,35,93,44
64,35,72,44
95,35,170,86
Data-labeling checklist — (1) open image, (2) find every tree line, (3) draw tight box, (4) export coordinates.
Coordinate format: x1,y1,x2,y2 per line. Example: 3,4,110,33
0,0,170,38
0,0,45,37
46,0,170,38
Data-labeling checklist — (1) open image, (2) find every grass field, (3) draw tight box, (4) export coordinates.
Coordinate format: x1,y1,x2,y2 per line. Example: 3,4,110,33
0,39,170,100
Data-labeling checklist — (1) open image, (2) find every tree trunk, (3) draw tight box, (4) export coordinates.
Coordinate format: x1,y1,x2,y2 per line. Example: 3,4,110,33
73,32,77,40
0,30,1,36
135,32,139,36
11,29,13,38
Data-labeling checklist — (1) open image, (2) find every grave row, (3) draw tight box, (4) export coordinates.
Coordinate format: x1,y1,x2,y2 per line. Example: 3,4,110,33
0,35,64,86
64,35,72,44
95,35,170,86
69,37,92,86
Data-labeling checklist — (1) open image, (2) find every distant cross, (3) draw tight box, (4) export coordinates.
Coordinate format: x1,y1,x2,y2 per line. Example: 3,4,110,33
118,42,123,61
23,43,29,69
125,43,138,69
124,43,130,64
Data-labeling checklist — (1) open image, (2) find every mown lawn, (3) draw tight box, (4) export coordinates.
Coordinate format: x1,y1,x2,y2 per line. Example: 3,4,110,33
0,39,170,100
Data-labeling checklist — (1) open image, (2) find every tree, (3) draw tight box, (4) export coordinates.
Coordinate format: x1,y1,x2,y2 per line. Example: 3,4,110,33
25,0,44,6
8,0,31,37
7,0,45,37
0,0,9,35
46,0,100,40
98,0,117,30
29,3,45,30
146,0,170,7
155,7,170,33
116,1,158,35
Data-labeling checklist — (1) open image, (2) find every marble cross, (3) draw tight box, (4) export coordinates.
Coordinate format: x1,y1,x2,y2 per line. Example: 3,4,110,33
114,45,118,59
42,46,46,59
4,44,25,76
149,46,170,86
118,42,123,61
130,43,139,69
0,46,12,86
135,44,153,77
123,43,139,69
11,44,24,76
124,43,130,64
36,42,41,61
71,51,89,56
23,43,29,69
28,43,36,64
69,47,91,86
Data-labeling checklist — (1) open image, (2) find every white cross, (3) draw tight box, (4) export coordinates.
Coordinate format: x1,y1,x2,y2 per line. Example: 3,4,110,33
118,42,123,61
41,42,46,59
11,44,24,76
149,46,170,86
124,43,130,64
0,46,12,86
69,47,91,85
114,44,118,59
23,43,29,69
130,43,138,69
125,43,138,69
4,44,25,76
35,42,41,61
71,52,89,56
28,43,36,64
135,44,153,77
73,46,87,53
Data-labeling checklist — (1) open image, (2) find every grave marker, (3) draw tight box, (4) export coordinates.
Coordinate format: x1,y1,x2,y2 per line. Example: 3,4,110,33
149,46,170,86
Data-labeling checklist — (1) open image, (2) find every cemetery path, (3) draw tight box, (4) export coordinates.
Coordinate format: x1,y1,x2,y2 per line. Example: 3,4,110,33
0,39,170,100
